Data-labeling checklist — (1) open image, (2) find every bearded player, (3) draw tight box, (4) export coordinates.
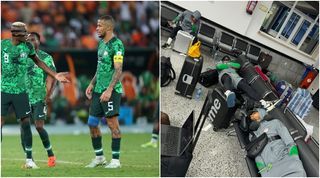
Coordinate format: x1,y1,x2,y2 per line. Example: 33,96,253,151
85,15,124,169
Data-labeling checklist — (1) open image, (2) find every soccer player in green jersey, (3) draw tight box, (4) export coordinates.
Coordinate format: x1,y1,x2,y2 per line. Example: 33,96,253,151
141,104,159,148
20,32,56,167
1,22,69,169
85,15,124,169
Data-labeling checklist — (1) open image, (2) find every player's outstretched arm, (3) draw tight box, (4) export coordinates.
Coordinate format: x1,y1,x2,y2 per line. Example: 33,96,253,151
30,55,70,83
46,75,57,103
100,62,123,102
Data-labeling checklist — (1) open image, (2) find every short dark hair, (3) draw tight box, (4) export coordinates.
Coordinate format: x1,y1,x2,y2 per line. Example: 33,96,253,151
161,111,170,125
248,109,258,116
99,15,115,26
222,55,231,62
29,32,40,41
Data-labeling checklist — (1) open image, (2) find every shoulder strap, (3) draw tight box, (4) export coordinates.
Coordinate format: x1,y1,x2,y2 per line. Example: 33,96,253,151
161,57,176,87
191,92,210,152
169,64,176,80
161,64,176,87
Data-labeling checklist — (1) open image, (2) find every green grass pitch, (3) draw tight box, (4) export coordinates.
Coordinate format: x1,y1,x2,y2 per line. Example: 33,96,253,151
1,133,159,177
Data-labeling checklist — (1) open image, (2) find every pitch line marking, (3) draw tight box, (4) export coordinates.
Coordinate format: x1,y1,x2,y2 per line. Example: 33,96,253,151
20,150,157,154
2,158,82,165
2,158,158,168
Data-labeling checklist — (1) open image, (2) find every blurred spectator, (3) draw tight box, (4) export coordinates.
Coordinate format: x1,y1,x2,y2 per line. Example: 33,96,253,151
120,2,132,32
1,29,11,39
134,71,159,122
131,29,148,47
20,2,33,23
121,72,138,103
1,1,159,49
136,2,147,27
81,35,97,49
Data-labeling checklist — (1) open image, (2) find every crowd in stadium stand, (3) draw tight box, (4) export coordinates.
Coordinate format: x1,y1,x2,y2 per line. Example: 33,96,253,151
1,1,159,49
1,1,159,125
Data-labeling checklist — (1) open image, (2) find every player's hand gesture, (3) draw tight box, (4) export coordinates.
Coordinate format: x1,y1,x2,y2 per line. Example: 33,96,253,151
100,88,112,102
86,83,94,100
54,72,70,83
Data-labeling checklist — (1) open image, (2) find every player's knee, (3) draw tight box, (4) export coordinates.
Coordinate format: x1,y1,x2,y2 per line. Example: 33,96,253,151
35,125,44,132
90,127,101,137
111,128,121,138
87,115,100,127
107,121,114,129
21,120,31,129
20,117,30,123
108,121,120,137
35,120,44,129
106,117,118,127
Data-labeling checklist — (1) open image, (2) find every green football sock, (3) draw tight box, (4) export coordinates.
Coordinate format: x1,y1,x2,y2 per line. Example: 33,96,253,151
20,127,26,153
21,121,32,159
37,129,54,157
92,136,103,156
112,138,121,159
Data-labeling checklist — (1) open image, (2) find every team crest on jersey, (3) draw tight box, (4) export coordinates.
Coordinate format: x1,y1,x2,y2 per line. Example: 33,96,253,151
20,52,27,58
103,51,108,56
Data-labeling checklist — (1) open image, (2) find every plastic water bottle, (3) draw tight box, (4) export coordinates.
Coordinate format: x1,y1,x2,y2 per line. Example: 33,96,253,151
195,87,202,100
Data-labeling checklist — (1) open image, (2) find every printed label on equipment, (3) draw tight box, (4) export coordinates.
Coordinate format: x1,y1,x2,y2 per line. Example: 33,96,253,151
182,74,193,85
207,98,221,122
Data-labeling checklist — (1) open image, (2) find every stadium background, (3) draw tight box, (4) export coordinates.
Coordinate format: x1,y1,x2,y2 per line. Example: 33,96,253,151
1,1,159,176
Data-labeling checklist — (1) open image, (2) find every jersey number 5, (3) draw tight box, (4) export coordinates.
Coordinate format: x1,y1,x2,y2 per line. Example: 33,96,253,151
108,101,113,111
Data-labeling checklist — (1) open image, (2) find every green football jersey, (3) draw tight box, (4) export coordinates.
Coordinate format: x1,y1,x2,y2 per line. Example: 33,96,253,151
94,37,124,94
26,50,56,104
1,39,36,94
